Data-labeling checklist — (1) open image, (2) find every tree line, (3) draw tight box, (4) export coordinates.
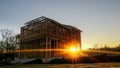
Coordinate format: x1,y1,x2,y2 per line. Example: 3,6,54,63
90,44,120,52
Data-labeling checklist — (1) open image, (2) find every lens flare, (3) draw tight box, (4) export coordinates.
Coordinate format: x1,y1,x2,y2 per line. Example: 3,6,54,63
62,45,81,58
69,46,80,53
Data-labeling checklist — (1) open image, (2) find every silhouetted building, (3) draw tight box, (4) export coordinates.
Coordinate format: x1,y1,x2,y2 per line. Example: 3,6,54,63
19,16,82,59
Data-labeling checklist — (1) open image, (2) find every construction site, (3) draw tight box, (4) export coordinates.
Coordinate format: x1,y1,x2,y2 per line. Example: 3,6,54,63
19,16,82,59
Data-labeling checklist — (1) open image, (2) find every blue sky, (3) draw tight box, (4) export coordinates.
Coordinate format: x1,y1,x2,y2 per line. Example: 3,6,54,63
0,0,120,49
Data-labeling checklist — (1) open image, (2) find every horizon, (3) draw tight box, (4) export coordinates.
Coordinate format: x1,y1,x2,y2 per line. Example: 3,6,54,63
0,0,120,49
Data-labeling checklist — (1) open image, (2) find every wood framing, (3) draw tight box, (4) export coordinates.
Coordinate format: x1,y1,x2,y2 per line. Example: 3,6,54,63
19,16,82,59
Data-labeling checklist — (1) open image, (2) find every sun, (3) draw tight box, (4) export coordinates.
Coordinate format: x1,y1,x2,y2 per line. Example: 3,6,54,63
63,46,80,58
69,46,80,53
60,41,81,58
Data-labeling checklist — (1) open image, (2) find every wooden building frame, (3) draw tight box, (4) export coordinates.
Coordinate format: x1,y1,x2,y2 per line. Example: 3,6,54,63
19,16,82,59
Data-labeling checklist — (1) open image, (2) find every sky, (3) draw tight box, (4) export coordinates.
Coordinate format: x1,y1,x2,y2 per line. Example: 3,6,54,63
0,0,120,49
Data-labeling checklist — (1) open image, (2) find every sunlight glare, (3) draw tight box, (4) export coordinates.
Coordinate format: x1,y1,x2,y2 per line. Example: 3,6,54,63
69,46,80,53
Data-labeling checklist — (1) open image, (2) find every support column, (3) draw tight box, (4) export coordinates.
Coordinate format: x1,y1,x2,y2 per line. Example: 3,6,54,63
49,38,51,57
45,37,48,62
56,40,58,57
43,37,52,63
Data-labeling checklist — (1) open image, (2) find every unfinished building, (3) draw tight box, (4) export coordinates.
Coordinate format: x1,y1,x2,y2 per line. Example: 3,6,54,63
19,16,82,59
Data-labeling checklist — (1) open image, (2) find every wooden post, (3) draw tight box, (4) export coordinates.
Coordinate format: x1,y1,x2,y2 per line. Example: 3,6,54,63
45,37,48,63
56,40,58,57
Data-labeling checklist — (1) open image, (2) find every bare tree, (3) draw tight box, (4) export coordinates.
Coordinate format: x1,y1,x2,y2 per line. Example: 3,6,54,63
0,29,16,53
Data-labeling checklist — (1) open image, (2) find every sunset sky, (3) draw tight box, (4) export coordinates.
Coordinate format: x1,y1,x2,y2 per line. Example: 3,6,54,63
0,0,120,49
